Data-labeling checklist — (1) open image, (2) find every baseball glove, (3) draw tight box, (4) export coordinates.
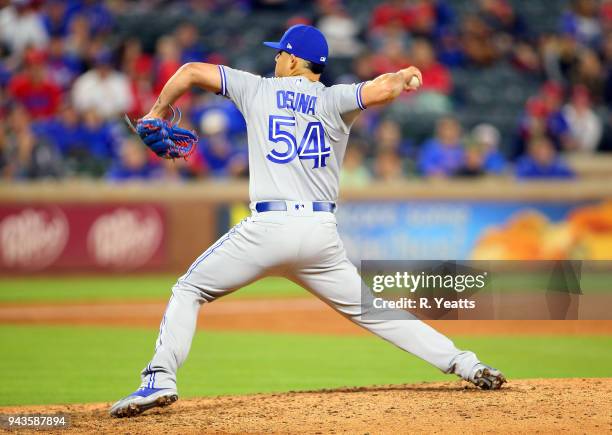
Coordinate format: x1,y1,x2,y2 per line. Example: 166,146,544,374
126,107,198,160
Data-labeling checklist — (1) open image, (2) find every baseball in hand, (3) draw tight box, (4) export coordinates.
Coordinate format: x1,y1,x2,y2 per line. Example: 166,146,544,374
408,76,421,89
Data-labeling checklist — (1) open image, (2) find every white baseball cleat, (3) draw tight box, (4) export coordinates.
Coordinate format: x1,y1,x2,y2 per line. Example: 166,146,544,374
109,387,178,418
468,363,506,390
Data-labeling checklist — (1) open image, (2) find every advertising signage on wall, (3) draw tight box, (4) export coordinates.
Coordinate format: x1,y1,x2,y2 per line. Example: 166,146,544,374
0,204,166,272
336,200,609,262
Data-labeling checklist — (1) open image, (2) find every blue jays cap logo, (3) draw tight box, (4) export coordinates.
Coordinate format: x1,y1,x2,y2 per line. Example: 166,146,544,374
263,25,329,65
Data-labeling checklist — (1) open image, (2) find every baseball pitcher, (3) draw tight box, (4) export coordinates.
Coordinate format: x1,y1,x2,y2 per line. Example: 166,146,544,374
111,25,505,418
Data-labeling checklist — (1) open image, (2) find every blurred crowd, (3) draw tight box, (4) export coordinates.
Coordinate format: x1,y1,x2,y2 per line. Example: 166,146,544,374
0,0,611,183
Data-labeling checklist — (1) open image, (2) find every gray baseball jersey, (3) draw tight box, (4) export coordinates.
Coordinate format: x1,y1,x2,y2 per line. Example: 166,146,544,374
131,66,482,395
218,65,364,202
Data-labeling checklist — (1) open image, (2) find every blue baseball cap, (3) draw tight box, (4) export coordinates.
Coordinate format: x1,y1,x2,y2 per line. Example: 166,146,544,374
263,25,329,65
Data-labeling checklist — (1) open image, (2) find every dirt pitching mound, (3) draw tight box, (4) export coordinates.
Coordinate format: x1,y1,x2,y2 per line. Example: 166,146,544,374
2,379,610,434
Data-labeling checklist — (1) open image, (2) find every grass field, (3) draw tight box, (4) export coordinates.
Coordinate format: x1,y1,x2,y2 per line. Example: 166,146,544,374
0,325,610,406
0,276,611,407
1,273,610,303
0,276,305,303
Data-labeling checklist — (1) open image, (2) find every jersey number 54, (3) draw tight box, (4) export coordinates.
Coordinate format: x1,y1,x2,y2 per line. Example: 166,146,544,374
266,115,331,169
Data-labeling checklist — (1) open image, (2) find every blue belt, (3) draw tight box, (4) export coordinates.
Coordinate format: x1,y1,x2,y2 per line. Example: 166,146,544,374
255,201,336,213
